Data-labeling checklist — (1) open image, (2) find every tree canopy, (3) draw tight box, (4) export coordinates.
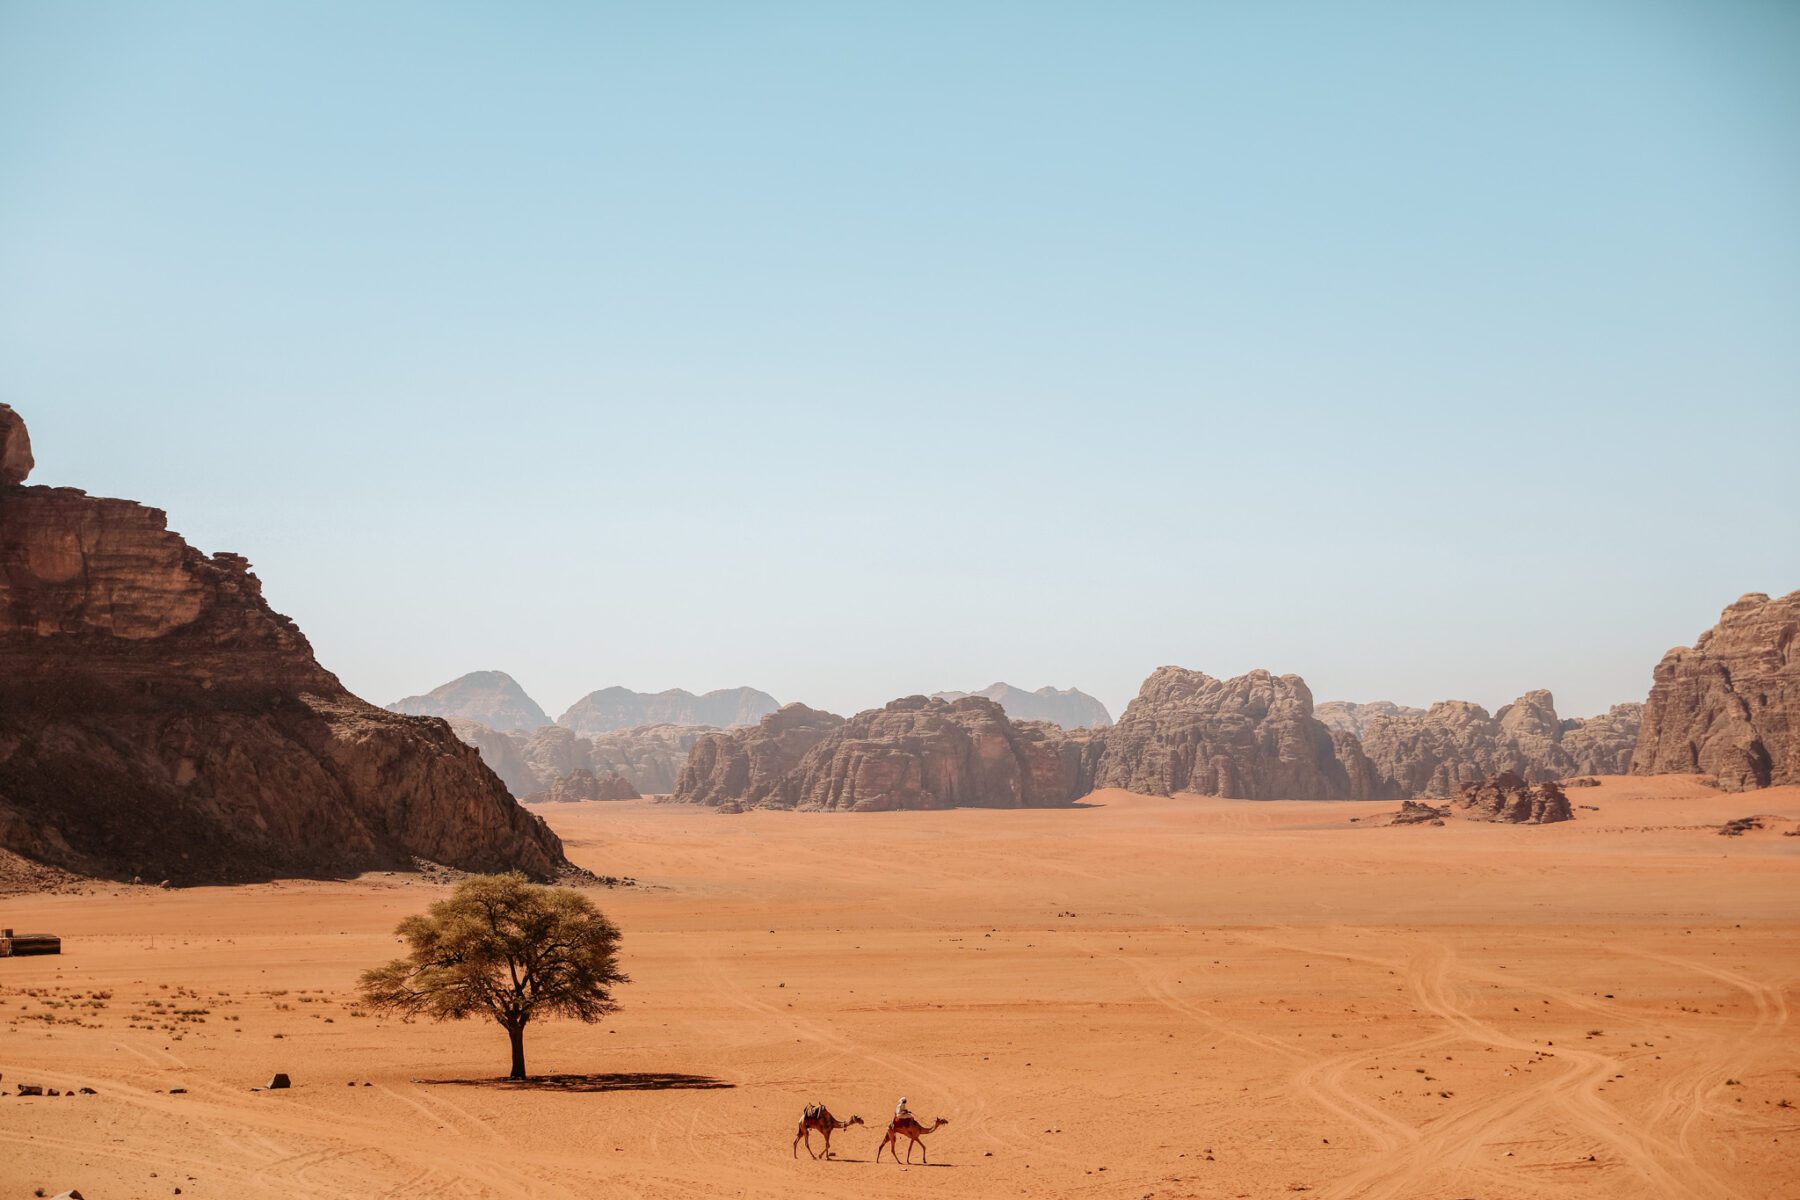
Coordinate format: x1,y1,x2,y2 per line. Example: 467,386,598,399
359,872,627,1080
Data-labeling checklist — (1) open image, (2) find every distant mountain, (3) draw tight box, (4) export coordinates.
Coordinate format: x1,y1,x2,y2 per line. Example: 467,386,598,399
387,670,551,733
557,686,780,736
931,683,1112,729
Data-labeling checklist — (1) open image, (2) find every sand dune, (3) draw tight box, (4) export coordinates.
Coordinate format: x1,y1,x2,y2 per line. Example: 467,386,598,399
4,775,1797,1198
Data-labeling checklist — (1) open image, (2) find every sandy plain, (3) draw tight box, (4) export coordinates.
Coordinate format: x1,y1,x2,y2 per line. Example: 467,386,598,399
2,774,1797,1200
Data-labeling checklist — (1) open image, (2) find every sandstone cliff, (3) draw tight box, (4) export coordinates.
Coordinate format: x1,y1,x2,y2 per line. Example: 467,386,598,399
558,685,779,735
528,768,639,803
672,696,1094,811
0,404,565,882
444,718,538,797
931,683,1113,729
1633,591,1798,790
674,704,846,808
1090,668,1376,800
448,719,708,797
388,670,551,734
785,697,1094,811
1356,692,1641,798
1557,702,1643,777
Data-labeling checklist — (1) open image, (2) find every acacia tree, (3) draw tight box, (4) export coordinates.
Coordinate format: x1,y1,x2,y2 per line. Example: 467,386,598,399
359,872,627,1081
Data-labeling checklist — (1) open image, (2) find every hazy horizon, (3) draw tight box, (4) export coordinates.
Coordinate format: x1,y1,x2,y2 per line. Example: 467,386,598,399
5,3,1797,723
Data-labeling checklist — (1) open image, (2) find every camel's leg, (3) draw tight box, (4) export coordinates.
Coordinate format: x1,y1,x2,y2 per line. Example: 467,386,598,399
821,1127,832,1159
793,1122,804,1158
918,1137,928,1165
904,1135,915,1164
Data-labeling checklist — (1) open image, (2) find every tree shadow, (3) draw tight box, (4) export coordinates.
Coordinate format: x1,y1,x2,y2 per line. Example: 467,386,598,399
421,1072,734,1093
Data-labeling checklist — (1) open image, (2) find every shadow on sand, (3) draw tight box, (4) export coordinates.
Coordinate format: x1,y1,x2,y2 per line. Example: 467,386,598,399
421,1072,734,1093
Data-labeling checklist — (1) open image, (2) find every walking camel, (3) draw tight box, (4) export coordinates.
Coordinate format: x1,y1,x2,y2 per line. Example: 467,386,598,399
876,1114,950,1164
792,1104,864,1159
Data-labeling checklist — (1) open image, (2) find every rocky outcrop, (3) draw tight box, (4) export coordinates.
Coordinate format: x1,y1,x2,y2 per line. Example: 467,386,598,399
1356,692,1641,798
786,697,1093,811
0,405,565,882
931,683,1113,729
1390,800,1446,826
558,686,779,735
1356,700,1513,798
1314,700,1426,739
1633,591,1798,791
528,768,639,803
0,404,32,486
674,704,845,808
1558,703,1643,776
446,719,709,797
586,724,711,794
1451,773,1573,824
672,696,1094,811
446,718,537,796
387,671,551,734
1090,668,1376,800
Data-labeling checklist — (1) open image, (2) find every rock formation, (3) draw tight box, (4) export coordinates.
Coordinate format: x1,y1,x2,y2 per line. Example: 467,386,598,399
387,670,551,734
1389,800,1447,826
446,719,709,797
787,697,1094,811
0,404,32,486
1450,773,1573,824
446,718,537,797
557,685,779,735
1314,700,1426,739
673,696,1095,811
1633,590,1798,790
0,405,565,882
1355,700,1514,798
1557,703,1643,777
931,683,1113,729
1356,692,1641,798
528,769,639,803
585,724,711,794
674,704,846,808
1090,668,1377,800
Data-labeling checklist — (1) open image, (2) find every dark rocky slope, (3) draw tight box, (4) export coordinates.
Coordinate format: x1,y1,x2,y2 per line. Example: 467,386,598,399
0,404,565,882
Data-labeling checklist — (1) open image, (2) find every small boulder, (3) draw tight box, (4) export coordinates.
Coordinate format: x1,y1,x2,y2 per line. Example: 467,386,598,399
266,1073,291,1089
17,1084,43,1096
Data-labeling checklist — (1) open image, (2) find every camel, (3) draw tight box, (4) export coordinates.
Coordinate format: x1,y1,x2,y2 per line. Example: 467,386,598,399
876,1115,950,1164
792,1104,864,1159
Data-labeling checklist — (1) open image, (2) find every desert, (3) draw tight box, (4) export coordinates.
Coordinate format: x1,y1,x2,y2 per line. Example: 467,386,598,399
5,774,1798,1200
6,6,1798,1199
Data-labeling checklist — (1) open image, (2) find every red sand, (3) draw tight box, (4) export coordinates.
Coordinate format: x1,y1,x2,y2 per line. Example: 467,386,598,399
3,774,1797,1198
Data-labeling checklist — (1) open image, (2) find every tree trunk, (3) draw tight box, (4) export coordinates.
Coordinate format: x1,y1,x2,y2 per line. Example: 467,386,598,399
507,1021,527,1081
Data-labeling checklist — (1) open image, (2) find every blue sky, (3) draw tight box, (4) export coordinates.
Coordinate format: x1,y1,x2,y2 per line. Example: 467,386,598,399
3,1,1796,721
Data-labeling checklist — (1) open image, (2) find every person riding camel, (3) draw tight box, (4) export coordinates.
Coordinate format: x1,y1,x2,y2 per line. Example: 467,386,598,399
895,1096,913,1122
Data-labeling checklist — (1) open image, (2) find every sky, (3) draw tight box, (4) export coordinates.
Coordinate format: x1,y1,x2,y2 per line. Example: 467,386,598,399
2,1,1796,723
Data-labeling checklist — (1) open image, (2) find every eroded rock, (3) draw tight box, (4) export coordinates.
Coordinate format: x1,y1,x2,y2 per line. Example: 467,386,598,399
1633,590,1799,791
0,406,565,882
